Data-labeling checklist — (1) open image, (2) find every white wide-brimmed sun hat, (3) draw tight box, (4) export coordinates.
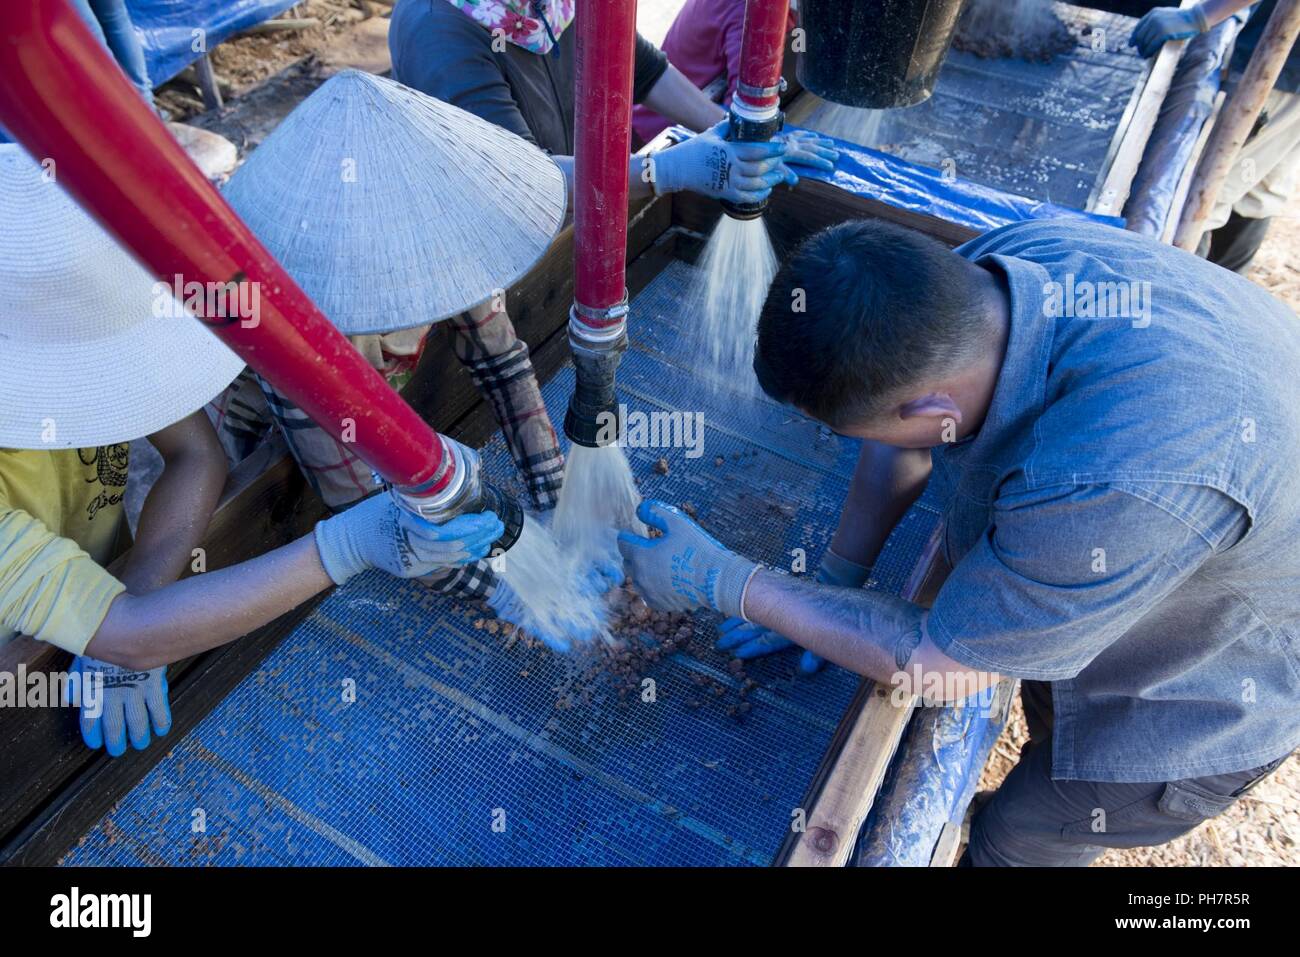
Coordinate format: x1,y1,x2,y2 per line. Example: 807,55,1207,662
0,145,246,449
221,69,567,336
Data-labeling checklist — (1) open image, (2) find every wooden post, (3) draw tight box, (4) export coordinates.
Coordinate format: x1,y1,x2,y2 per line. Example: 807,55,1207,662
194,53,223,111
1173,0,1300,250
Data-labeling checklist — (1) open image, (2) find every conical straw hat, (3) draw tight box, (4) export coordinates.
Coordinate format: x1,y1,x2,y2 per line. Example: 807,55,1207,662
0,145,245,449
222,70,567,335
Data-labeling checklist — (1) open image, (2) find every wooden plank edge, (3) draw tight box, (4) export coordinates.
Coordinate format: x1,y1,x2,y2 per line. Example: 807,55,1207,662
780,522,945,867
1089,1,1198,220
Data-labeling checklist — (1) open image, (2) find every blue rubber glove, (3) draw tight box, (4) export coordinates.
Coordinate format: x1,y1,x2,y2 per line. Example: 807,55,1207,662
64,657,171,757
648,119,796,205
714,550,872,674
616,500,760,617
1130,5,1210,58
583,557,626,596
773,130,839,174
314,490,505,586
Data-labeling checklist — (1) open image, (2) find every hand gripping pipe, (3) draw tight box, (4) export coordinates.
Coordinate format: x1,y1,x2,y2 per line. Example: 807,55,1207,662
722,0,791,220
564,0,637,448
0,0,521,547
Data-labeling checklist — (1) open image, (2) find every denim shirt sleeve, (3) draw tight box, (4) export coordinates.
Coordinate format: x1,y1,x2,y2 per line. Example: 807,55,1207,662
927,483,1244,681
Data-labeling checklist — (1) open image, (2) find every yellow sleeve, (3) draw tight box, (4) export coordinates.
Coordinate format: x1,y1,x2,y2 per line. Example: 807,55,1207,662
0,508,126,656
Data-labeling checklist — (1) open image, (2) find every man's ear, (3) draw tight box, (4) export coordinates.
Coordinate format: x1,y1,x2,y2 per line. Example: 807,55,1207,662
897,392,962,423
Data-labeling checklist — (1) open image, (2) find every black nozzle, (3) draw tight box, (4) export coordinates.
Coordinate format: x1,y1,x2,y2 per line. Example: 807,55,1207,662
479,480,524,553
721,108,786,221
564,397,620,448
719,199,767,221
564,337,626,448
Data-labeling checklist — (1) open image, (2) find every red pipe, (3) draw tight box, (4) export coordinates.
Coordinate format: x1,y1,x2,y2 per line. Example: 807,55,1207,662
572,0,638,328
0,0,453,497
735,0,791,116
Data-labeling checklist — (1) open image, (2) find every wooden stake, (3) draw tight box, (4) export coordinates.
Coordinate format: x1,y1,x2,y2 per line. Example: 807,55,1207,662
1174,0,1300,250
194,53,223,111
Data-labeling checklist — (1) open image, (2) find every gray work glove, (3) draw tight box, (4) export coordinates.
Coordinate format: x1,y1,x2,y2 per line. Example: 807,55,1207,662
616,500,760,618
647,119,796,205
314,490,504,586
65,656,171,757
714,549,872,673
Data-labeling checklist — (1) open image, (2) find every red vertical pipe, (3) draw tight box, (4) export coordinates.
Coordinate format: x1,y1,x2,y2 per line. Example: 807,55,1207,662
0,0,452,496
735,0,791,115
572,0,638,328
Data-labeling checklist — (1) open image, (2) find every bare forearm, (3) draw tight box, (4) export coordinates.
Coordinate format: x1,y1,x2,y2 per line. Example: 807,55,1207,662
642,65,727,133
830,443,931,568
86,534,333,669
118,452,224,594
742,569,995,699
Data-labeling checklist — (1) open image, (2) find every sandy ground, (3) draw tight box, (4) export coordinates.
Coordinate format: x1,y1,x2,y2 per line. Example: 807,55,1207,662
156,0,372,120
158,0,1297,866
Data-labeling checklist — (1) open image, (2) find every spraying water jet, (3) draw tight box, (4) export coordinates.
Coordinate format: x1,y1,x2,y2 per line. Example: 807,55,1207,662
673,0,791,393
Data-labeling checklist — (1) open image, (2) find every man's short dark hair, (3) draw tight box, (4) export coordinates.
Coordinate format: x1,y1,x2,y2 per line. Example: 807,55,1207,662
754,219,990,428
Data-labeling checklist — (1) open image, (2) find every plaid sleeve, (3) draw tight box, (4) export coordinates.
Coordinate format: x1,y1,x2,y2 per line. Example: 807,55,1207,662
444,301,565,511
418,559,499,603
256,329,432,511
208,366,273,464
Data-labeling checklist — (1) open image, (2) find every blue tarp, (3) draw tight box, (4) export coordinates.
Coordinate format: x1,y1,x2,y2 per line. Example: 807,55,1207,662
662,123,1121,234
128,0,296,85
794,132,1124,232
795,9,1148,217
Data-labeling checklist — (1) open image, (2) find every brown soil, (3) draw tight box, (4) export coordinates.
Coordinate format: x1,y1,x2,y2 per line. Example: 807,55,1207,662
472,581,758,719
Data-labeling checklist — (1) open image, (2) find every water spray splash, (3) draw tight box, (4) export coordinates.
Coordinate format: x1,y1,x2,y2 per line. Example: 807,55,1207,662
690,215,779,393
807,104,892,149
497,512,611,651
553,443,646,570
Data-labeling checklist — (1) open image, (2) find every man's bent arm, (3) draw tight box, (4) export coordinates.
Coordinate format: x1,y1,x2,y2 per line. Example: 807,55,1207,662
830,442,932,570
742,569,998,700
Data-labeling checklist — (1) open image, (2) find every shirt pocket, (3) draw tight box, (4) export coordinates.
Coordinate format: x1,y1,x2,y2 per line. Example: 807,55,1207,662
1060,791,1159,839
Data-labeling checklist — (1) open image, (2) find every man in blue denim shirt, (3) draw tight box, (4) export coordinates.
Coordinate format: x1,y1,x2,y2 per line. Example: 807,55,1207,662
617,217,1300,865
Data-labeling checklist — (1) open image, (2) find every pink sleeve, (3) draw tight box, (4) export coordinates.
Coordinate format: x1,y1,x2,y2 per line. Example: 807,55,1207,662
720,3,748,105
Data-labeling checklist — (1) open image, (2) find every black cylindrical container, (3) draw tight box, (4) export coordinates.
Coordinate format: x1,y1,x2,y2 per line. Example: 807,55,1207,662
797,0,971,109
